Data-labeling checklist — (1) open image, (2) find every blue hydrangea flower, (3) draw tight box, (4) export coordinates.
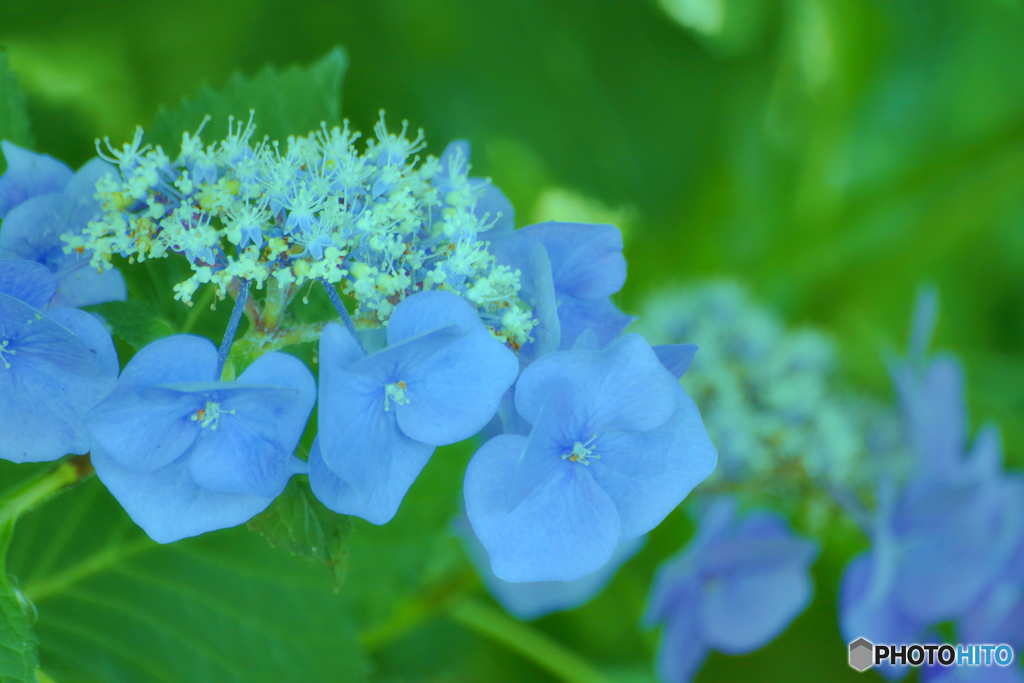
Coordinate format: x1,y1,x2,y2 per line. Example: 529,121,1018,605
85,335,315,543
643,498,818,683
0,142,126,308
454,514,645,620
310,290,518,524
0,259,119,463
464,333,716,582
839,292,1024,682
491,221,635,356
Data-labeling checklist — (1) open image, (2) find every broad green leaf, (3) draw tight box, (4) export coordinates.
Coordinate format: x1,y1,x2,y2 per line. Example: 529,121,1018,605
342,440,475,628
84,300,176,351
0,50,33,175
7,478,370,683
1,520,39,683
247,478,353,590
149,47,348,153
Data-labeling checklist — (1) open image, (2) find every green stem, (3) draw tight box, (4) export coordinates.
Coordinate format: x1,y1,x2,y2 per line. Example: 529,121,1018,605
447,598,616,683
181,284,217,333
0,455,94,530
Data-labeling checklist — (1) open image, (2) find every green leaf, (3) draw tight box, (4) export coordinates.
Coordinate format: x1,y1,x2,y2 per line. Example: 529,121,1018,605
2,518,40,683
84,300,176,350
149,47,348,153
247,478,353,590
7,479,370,683
0,49,34,174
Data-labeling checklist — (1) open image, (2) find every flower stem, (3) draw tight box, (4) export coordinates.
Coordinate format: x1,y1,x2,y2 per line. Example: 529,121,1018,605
0,455,94,530
320,279,366,355
217,280,250,379
446,598,616,683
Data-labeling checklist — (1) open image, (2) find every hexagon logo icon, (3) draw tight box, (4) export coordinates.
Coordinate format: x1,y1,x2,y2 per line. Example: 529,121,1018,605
849,638,874,672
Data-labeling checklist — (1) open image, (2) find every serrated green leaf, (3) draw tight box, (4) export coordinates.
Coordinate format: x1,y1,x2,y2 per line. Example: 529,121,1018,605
84,300,176,350
149,47,347,153
7,479,370,683
247,478,353,590
0,50,34,174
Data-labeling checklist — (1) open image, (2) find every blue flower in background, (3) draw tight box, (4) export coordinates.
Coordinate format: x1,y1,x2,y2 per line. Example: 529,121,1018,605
310,290,518,525
454,514,646,621
839,291,1024,682
464,333,716,582
85,335,315,543
0,259,119,462
0,141,126,308
643,498,818,683
491,220,635,356
435,140,515,237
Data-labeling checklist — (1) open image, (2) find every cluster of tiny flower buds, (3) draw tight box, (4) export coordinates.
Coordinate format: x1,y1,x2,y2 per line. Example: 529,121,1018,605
64,111,536,346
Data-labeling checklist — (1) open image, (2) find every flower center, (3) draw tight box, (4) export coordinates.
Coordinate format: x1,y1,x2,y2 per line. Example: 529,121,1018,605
564,434,600,466
191,401,234,430
0,339,15,370
384,380,409,411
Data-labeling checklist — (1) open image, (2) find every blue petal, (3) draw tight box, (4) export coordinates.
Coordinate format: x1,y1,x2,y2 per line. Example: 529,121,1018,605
86,385,203,472
654,344,698,379
384,289,480,345
0,142,72,218
657,601,710,683
513,222,626,300
555,295,635,350
515,333,679,434
506,382,577,511
699,533,817,653
53,264,127,308
0,192,69,267
308,434,434,525
92,446,274,544
590,383,717,540
43,307,119,378
464,434,621,582
112,334,218,390
85,335,217,471
892,356,965,483
395,322,518,446
840,554,921,682
477,184,515,236
0,293,118,462
456,515,645,620
516,242,560,365
0,259,57,308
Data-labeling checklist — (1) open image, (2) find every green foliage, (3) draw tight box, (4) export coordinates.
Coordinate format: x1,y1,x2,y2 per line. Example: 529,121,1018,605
0,521,40,683
0,50,33,174
84,300,176,351
149,47,348,152
6,479,370,683
247,478,354,590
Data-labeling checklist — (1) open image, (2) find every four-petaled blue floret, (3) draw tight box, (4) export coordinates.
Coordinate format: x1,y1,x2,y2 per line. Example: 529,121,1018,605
464,333,717,582
85,335,316,543
310,290,519,524
643,498,818,683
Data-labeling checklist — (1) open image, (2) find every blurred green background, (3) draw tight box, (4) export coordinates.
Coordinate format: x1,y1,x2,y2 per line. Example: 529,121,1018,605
1,0,1022,681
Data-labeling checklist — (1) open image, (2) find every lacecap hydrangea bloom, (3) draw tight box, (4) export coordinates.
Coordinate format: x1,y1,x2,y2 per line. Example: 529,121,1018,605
839,291,1024,682
0,259,119,462
643,497,818,683
0,141,126,308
